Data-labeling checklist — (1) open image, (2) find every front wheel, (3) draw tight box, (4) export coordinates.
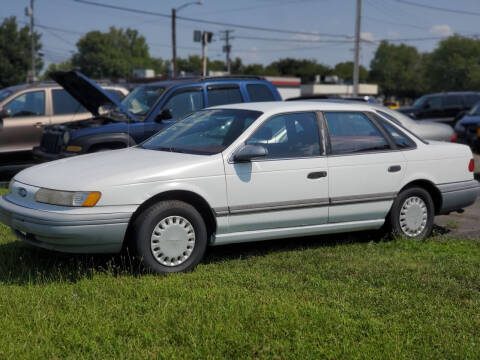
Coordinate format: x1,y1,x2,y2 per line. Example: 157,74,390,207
390,187,435,240
132,200,208,273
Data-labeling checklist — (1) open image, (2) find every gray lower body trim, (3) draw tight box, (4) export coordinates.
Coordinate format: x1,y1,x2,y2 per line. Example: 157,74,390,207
213,192,397,216
213,219,384,245
0,196,132,254
438,179,480,214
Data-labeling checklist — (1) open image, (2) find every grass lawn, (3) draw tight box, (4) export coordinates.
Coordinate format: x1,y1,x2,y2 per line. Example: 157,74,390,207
0,188,479,359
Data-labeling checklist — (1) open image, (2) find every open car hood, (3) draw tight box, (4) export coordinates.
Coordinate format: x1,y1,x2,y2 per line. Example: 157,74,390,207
50,71,137,122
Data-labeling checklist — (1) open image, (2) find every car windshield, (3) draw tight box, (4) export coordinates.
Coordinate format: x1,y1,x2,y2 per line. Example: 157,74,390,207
469,102,480,115
0,89,12,103
141,109,262,155
413,95,427,107
120,85,165,115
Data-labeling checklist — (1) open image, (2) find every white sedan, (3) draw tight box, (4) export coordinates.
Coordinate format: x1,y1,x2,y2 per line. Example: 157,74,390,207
1,102,479,273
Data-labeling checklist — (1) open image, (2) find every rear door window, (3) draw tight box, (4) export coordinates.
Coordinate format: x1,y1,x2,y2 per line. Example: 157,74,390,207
52,89,87,115
246,84,275,102
324,112,390,154
444,95,463,108
207,85,243,106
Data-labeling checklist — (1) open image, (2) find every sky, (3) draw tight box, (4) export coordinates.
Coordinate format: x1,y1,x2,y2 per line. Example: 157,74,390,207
2,0,480,73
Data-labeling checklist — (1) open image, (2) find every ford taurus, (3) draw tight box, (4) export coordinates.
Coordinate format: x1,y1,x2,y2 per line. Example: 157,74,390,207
1,102,479,273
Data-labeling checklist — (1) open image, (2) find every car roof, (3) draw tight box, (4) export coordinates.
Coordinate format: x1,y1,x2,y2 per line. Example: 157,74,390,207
131,76,269,88
424,91,480,97
211,100,376,114
1,82,126,93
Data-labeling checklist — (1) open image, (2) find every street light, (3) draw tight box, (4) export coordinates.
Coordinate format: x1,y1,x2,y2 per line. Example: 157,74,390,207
172,1,203,78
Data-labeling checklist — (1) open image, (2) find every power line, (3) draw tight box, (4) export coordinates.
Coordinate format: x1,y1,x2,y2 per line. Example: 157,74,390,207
363,15,429,30
234,35,356,44
72,0,353,39
394,0,480,17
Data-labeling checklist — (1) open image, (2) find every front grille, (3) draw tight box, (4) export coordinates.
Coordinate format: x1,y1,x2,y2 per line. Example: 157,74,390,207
40,130,63,153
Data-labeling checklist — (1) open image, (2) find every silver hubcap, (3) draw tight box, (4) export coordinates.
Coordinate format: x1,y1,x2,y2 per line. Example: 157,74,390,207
150,216,195,267
399,196,428,237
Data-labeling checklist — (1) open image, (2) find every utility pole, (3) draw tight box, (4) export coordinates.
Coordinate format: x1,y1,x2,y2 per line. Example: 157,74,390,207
221,30,234,74
171,2,203,79
25,0,35,82
202,31,207,77
171,8,177,78
353,0,362,96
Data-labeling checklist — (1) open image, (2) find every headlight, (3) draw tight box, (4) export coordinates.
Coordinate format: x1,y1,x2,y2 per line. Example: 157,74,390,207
62,131,71,145
34,189,101,207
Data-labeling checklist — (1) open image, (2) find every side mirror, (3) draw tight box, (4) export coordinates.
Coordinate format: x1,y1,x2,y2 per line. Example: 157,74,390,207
232,144,268,163
0,108,11,119
155,108,173,123
423,102,430,109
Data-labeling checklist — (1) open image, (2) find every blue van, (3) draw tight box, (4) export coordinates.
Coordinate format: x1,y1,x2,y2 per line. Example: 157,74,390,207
33,71,281,161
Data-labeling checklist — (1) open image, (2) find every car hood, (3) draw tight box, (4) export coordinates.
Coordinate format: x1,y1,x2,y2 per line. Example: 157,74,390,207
15,148,224,190
50,71,137,121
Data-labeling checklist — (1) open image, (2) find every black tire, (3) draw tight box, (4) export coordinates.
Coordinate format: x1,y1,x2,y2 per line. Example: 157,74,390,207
390,187,435,240
132,200,207,273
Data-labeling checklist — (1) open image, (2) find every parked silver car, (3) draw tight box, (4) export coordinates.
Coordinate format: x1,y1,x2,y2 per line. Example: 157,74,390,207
0,82,129,154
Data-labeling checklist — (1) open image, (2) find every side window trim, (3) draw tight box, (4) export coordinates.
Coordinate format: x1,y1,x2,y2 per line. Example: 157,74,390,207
322,111,394,156
239,111,324,162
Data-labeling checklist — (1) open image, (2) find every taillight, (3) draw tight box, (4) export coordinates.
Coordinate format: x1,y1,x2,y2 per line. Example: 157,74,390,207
469,158,474,172
451,133,458,142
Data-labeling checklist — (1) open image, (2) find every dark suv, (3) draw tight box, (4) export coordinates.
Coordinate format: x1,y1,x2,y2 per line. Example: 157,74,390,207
33,71,281,161
398,92,480,123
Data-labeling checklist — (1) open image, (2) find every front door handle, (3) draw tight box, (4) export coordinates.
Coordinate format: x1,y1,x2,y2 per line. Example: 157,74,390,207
307,171,327,179
388,165,401,173
34,122,43,128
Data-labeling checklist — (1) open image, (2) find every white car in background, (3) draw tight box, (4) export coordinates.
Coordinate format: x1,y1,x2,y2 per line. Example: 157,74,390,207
1,102,478,274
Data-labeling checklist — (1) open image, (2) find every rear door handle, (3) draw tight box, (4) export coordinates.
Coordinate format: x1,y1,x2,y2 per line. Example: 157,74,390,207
388,165,401,173
34,122,43,128
307,171,327,179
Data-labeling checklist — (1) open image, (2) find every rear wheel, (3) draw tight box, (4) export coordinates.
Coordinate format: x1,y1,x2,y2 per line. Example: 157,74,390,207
390,187,435,240
132,200,207,273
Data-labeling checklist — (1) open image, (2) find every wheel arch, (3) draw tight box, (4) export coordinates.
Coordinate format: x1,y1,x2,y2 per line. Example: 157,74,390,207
398,179,442,215
123,190,217,250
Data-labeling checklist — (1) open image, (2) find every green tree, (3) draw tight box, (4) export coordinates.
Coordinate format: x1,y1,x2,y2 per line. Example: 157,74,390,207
266,58,331,82
71,27,152,79
332,61,368,82
369,41,424,98
42,60,73,80
426,35,480,92
0,17,43,87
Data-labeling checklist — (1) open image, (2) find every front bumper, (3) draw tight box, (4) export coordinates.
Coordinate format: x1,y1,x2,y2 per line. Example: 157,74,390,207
438,180,480,215
32,146,79,163
0,195,133,254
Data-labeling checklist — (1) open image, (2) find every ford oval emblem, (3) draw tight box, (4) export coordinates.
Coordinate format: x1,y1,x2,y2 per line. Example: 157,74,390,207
17,188,27,198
